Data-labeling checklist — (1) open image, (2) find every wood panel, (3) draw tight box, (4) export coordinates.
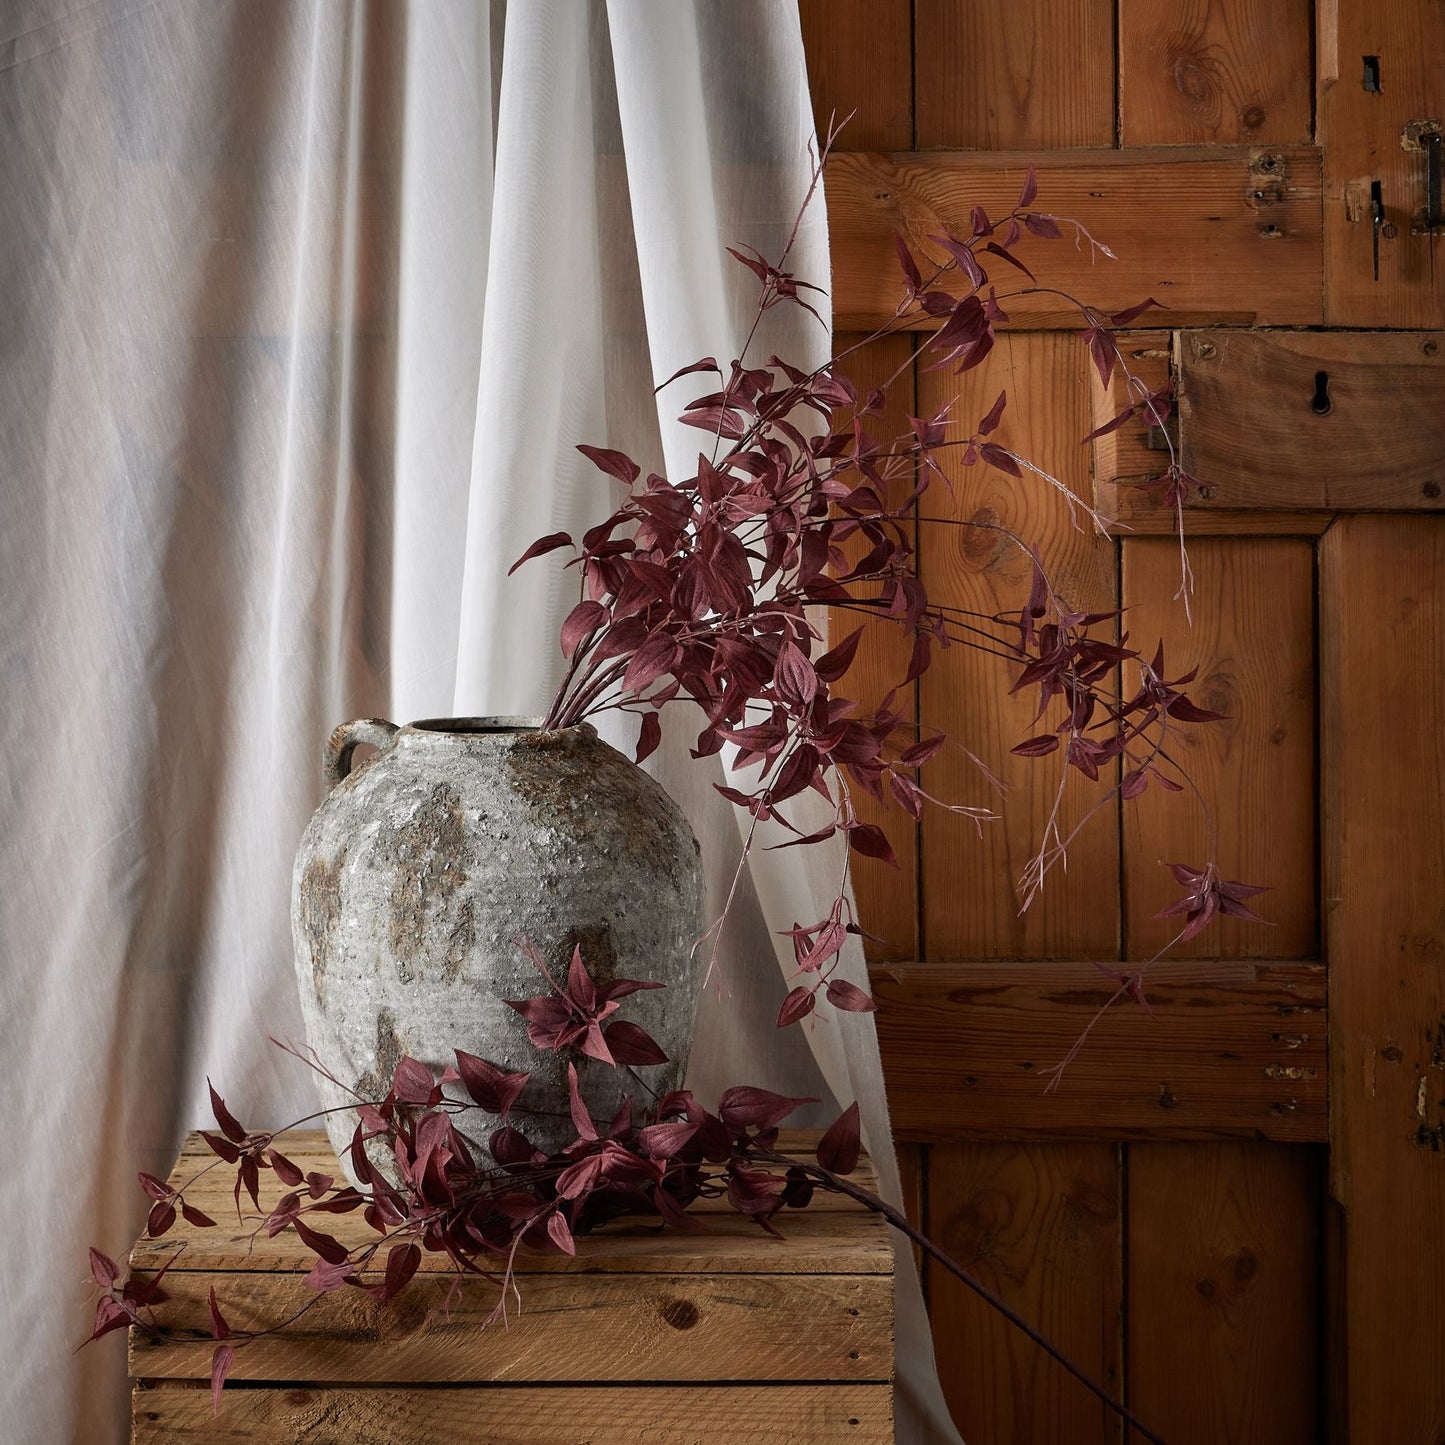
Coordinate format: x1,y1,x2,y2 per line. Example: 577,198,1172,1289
833,333,920,962
825,148,1325,331
132,1383,895,1444
1090,329,1337,536
926,1143,1122,1445
1319,0,1445,326
1122,537,1317,961
914,0,1115,150
1179,329,1445,511
132,1271,893,1384
798,0,913,151
1321,515,1445,1441
917,332,1119,961
1119,0,1313,145
1126,1143,1322,1445
874,961,1326,1142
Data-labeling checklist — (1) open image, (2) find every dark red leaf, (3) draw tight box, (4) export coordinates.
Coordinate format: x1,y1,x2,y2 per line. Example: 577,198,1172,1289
267,1150,303,1188
146,1200,176,1238
603,1020,669,1066
639,1121,700,1158
718,1086,814,1131
1011,734,1061,757
1017,163,1038,210
635,711,662,764
454,1050,530,1118
508,531,573,576
567,1063,598,1142
207,1285,231,1340
1024,212,1063,240
391,1056,436,1106
979,441,1022,477
87,1297,132,1344
847,823,898,868
977,389,1008,437
576,443,640,483
776,985,816,1028
817,1101,862,1175
208,1082,246,1144
561,599,608,658
825,978,878,1013
137,1172,172,1203
89,1247,119,1289
547,1210,577,1256
210,1344,235,1415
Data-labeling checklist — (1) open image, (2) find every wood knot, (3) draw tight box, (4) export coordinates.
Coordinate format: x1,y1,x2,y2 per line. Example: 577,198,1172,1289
1233,1248,1259,1282
1240,105,1267,130
659,1297,700,1330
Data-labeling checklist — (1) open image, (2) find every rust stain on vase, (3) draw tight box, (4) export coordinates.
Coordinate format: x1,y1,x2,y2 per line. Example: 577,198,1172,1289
298,856,343,1006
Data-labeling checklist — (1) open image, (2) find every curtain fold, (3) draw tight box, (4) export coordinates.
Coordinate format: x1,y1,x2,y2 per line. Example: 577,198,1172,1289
0,4,958,1439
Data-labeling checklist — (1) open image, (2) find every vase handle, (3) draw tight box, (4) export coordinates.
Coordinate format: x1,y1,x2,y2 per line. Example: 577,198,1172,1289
323,718,400,790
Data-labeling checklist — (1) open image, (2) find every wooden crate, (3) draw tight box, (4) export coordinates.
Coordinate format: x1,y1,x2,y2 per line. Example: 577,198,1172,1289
129,1131,895,1443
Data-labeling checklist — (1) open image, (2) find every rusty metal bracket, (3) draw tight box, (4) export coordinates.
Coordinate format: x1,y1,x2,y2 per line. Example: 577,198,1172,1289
1401,119,1444,233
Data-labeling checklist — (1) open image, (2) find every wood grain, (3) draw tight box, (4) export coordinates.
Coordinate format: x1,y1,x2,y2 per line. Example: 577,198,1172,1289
832,333,920,962
918,332,1120,960
825,148,1325,331
1122,537,1317,961
1179,329,1445,510
1119,0,1313,145
133,1133,892,1277
1126,1142,1321,1445
873,961,1327,1141
1321,515,1445,1441
798,0,913,151
914,0,1115,150
131,1271,893,1385
1319,0,1445,326
1090,329,1338,536
926,1143,1122,1444
132,1383,895,1444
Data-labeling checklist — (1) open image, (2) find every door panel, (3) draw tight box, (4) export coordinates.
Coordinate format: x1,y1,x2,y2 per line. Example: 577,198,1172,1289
800,2,1443,1438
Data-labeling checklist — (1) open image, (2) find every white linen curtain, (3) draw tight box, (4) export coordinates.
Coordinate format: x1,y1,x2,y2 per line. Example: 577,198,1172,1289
0,3,959,1440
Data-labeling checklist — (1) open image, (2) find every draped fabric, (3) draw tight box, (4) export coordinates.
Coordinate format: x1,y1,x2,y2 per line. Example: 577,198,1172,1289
0,3,958,1439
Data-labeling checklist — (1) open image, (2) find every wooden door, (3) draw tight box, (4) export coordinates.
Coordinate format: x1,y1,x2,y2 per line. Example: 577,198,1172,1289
799,3,1444,1441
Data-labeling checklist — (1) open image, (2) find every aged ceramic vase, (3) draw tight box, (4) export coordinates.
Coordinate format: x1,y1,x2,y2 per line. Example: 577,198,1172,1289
291,716,705,1168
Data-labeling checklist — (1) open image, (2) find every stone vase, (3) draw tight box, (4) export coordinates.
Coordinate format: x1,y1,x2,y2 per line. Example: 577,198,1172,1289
290,717,705,1169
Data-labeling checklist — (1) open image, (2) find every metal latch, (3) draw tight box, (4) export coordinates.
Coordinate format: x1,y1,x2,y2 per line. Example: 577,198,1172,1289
1401,120,1444,233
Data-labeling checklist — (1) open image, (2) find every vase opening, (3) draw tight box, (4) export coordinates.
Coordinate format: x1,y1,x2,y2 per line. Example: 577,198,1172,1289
408,716,544,735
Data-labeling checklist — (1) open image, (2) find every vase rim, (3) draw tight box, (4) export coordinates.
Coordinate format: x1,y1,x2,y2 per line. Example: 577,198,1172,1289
401,716,595,741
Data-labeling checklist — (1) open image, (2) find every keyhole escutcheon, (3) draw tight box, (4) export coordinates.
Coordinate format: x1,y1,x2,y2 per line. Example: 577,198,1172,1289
1311,371,1333,415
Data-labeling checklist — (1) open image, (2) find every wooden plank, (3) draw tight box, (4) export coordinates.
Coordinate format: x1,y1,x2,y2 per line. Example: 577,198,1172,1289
926,1143,1122,1444
1127,1143,1322,1445
825,148,1325,331
131,1271,894,1385
872,961,1327,1142
1122,537,1317,962
133,1382,896,1443
917,332,1120,960
832,333,919,962
798,0,913,151
1179,329,1445,511
133,1133,892,1277
914,0,1115,150
1321,515,1445,1441
1319,0,1445,326
1090,329,1338,535
1119,0,1313,146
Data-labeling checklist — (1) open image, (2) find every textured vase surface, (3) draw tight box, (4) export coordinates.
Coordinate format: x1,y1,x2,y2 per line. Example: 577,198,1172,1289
291,717,705,1167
